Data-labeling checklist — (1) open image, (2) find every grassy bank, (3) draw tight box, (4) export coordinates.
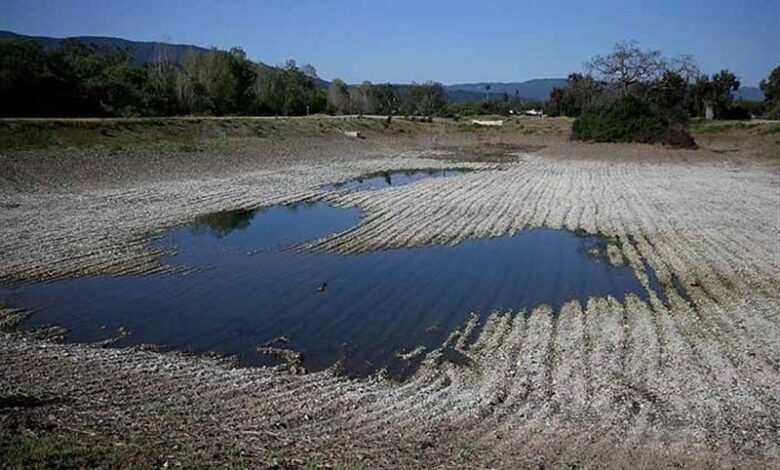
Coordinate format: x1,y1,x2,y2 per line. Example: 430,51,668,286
0,116,429,155
690,120,780,161
1,115,775,161
689,119,780,135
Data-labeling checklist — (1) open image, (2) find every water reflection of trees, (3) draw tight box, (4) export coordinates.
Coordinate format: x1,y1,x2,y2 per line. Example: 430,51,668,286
191,209,256,238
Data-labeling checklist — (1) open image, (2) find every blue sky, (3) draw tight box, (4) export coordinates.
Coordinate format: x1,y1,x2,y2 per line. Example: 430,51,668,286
1,0,777,85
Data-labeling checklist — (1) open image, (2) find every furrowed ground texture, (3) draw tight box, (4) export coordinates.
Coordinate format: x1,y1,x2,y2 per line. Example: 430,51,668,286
1,118,779,468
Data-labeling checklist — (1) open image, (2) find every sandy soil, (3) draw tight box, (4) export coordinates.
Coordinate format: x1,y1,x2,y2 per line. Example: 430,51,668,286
1,118,779,468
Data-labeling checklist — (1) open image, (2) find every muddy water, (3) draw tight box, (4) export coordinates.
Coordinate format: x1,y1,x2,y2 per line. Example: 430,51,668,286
2,202,653,378
321,168,473,191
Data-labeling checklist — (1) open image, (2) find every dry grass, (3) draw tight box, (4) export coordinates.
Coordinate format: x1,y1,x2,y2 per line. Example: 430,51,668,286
691,119,780,161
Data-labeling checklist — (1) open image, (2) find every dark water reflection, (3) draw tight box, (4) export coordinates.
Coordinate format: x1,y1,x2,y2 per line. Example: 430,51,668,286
1,202,651,378
322,168,473,192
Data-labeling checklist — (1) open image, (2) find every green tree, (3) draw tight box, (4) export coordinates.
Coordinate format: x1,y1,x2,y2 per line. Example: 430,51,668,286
547,73,603,117
647,70,689,124
0,40,51,116
760,66,780,118
49,40,148,116
144,62,180,115
708,70,740,118
228,47,258,114
252,60,325,116
177,48,238,114
760,66,780,104
370,83,399,124
400,81,446,119
280,60,314,116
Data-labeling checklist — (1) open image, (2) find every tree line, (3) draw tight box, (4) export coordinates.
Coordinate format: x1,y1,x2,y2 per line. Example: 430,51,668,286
548,40,778,121
0,38,329,117
540,41,779,145
2,37,776,123
327,80,447,121
0,38,449,119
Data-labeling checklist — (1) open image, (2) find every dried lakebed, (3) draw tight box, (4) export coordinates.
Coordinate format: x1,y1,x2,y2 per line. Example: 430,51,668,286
2,149,779,467
1,199,659,378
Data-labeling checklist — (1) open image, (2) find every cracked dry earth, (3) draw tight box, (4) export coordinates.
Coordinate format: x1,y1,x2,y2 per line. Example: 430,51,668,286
1,140,780,468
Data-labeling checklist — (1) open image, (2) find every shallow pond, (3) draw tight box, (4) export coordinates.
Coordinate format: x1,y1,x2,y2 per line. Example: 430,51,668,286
1,202,654,378
321,168,473,191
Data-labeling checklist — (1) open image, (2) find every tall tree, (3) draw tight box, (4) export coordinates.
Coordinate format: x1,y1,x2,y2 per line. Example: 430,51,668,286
547,73,603,117
145,39,179,115
349,81,373,116
228,47,258,113
709,70,740,118
647,70,689,123
0,40,51,116
400,81,446,119
370,83,399,124
177,48,239,115
327,79,351,114
586,40,665,96
759,66,780,118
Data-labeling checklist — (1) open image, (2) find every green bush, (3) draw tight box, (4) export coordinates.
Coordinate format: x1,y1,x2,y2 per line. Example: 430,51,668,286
764,102,780,120
572,95,695,147
730,99,765,118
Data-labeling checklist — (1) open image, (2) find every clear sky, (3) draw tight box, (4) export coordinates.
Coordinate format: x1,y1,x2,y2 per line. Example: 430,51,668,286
1,0,778,86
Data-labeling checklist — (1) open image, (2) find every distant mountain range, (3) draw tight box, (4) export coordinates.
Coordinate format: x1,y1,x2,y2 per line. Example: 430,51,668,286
733,87,764,101
0,30,327,86
0,30,208,67
1,30,764,103
444,79,569,102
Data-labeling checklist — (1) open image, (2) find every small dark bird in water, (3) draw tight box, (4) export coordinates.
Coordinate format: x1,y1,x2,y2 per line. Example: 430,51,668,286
317,282,327,292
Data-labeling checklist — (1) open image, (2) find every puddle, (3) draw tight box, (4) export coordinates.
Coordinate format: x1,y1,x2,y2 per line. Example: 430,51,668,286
322,168,472,191
1,202,652,378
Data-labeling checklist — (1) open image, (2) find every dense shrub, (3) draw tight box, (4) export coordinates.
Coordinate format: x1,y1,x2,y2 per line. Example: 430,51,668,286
731,100,765,118
765,102,780,120
572,95,695,147
720,103,754,120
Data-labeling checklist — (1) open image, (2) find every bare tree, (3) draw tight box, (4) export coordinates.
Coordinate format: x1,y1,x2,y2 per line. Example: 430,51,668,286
349,81,373,116
667,54,701,83
152,35,173,74
586,40,665,96
327,79,350,114
175,48,240,114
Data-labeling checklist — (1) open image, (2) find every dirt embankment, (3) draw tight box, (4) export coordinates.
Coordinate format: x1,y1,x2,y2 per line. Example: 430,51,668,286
1,117,779,468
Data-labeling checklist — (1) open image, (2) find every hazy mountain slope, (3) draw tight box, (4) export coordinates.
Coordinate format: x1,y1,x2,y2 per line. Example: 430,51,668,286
0,30,209,66
445,79,568,102
734,87,764,101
